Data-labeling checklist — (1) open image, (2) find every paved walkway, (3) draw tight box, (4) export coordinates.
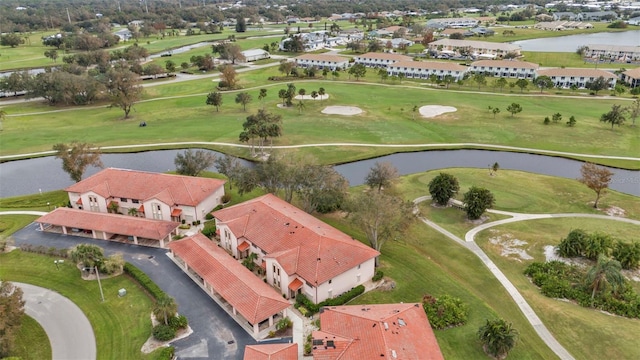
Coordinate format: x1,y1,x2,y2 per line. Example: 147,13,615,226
415,196,640,360
16,282,97,360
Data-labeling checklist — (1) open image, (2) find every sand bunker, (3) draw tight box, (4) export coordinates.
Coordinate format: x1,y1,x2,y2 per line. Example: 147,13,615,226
321,106,363,116
419,105,457,118
489,232,533,261
294,94,329,101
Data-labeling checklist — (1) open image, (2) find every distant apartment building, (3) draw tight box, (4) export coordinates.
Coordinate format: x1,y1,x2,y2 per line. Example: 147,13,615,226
426,17,480,29
353,52,413,68
295,53,350,70
428,39,521,58
469,60,539,79
387,61,467,81
583,44,640,63
536,68,617,89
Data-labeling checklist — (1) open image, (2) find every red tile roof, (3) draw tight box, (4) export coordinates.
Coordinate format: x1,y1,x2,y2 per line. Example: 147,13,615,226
36,207,179,241
213,194,379,286
288,278,304,291
244,343,298,360
65,168,225,207
313,303,444,360
238,241,250,252
168,233,290,324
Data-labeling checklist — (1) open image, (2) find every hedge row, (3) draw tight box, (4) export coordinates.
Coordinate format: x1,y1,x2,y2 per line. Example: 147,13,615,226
123,262,167,300
156,347,175,360
296,285,365,315
524,261,640,319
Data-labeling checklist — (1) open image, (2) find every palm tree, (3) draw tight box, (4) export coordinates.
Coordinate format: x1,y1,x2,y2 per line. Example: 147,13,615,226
153,296,178,326
318,87,326,102
586,254,625,300
128,207,139,217
477,319,519,359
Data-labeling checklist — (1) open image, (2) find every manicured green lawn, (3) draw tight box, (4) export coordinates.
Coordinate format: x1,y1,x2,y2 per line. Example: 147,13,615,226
2,78,638,169
11,314,52,360
319,214,558,359
0,251,164,360
0,31,59,71
0,190,68,212
400,168,640,219
474,218,640,360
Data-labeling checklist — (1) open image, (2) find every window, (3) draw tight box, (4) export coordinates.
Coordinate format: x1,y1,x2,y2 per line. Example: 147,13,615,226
88,196,99,212
131,199,140,204
120,198,128,202
328,279,332,284
151,203,162,220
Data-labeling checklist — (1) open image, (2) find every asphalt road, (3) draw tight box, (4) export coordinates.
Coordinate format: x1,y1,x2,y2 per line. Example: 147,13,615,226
16,282,97,360
11,224,260,360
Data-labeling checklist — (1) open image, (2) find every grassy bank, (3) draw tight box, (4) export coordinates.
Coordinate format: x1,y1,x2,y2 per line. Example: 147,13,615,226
0,251,165,360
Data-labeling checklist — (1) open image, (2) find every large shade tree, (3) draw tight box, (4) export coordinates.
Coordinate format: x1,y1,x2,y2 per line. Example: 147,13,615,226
206,91,223,112
463,186,495,220
428,172,460,206
104,66,143,119
53,142,103,182
347,191,414,266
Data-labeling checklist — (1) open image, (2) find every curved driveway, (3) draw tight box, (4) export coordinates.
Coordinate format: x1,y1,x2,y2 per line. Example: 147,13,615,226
16,282,97,360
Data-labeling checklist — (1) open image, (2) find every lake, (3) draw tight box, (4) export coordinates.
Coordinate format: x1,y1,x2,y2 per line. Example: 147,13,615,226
0,149,638,198
513,30,640,52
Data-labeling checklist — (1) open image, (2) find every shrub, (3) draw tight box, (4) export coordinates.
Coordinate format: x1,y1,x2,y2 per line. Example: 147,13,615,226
372,270,384,282
153,324,176,341
168,314,188,330
123,262,167,300
296,285,366,315
201,223,217,238
422,294,469,329
102,253,124,274
221,194,232,203
205,213,214,220
157,347,175,360
557,229,588,258
276,317,292,331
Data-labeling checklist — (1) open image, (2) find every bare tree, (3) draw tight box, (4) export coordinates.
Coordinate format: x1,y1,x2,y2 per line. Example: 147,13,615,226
347,191,414,266
53,142,104,182
579,162,613,208
365,161,399,193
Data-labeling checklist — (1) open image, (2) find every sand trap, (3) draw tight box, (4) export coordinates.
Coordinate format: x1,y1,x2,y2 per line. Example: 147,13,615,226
419,105,457,118
321,106,363,116
294,94,329,101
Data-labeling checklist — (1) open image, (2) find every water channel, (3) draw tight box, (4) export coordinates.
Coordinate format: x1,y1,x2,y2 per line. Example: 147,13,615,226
513,30,640,52
0,149,638,198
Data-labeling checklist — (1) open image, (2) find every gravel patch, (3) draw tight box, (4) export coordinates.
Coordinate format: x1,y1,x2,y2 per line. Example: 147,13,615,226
489,233,533,261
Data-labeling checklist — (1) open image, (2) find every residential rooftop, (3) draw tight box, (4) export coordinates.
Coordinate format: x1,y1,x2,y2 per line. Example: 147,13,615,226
65,168,225,207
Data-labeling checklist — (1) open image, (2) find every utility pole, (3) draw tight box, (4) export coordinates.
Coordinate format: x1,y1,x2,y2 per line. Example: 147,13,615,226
117,1,121,12
95,266,105,302
66,8,71,24
144,0,149,14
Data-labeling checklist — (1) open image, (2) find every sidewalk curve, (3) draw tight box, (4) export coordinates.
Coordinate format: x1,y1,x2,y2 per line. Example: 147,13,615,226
15,282,97,360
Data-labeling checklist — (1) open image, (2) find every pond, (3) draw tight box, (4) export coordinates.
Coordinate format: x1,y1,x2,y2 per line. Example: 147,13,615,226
513,30,640,52
1,149,638,198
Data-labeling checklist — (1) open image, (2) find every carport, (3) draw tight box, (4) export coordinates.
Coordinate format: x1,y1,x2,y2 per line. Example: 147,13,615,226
36,207,179,248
